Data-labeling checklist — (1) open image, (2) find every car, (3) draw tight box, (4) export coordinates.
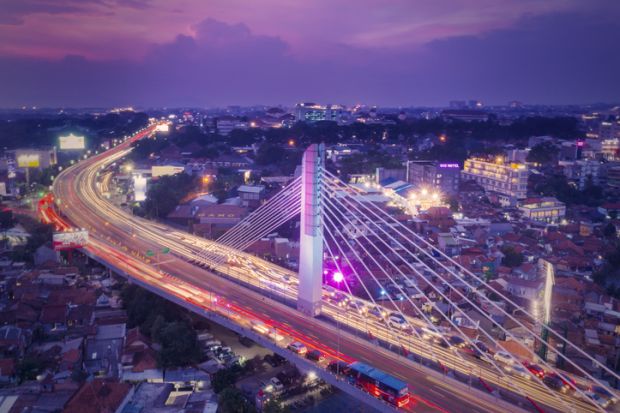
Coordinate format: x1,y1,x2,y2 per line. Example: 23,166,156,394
421,326,443,341
581,391,611,408
347,300,367,314
523,361,545,378
327,361,350,375
543,375,569,393
388,315,408,329
368,306,387,319
287,341,308,355
448,335,466,348
264,377,284,393
591,385,618,404
506,364,532,380
306,349,325,362
546,373,576,392
459,344,483,359
471,340,490,354
493,351,515,366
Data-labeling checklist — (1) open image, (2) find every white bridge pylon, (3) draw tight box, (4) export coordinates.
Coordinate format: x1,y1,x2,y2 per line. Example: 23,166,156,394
297,143,325,317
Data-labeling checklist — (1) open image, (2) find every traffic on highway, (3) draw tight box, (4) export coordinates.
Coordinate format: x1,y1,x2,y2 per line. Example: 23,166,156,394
47,123,618,413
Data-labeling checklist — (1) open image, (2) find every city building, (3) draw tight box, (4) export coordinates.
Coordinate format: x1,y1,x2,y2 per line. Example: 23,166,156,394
599,120,620,140
294,103,347,123
518,197,566,224
216,116,246,136
560,160,603,190
237,185,265,208
601,138,620,161
440,109,489,122
406,161,460,195
461,157,528,200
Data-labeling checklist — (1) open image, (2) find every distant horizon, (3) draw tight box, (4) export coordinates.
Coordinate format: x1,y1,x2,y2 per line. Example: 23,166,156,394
1,100,619,112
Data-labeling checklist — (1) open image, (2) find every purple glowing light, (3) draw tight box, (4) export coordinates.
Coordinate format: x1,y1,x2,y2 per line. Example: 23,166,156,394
333,271,344,283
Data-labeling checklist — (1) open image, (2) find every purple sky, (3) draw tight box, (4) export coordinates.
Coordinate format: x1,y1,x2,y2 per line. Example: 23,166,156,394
1,0,619,107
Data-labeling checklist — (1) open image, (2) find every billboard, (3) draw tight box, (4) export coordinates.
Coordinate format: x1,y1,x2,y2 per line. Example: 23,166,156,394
53,230,89,251
17,153,40,168
133,174,147,202
155,123,170,132
152,165,184,177
59,134,86,150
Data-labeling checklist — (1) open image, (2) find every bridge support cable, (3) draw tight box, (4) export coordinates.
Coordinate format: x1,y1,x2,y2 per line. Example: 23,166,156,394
321,230,414,355
217,176,301,247
322,196,589,412
199,177,301,264
322,216,445,365
324,176,616,399
324,170,620,386
323,172,612,410
321,196,571,410
322,203,518,385
219,196,301,252
215,177,301,248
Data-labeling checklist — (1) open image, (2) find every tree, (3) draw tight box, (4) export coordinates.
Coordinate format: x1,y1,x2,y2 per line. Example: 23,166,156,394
603,223,617,239
212,365,243,393
501,246,524,268
217,387,255,413
0,206,13,230
155,321,202,368
526,142,557,165
16,356,45,384
143,173,197,218
263,399,289,413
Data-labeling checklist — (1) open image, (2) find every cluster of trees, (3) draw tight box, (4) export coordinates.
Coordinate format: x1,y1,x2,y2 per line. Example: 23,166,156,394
500,245,525,268
121,285,202,368
140,173,198,218
593,244,620,298
531,174,605,207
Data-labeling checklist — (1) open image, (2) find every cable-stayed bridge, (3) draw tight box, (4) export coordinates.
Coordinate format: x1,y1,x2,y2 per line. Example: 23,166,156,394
49,128,619,413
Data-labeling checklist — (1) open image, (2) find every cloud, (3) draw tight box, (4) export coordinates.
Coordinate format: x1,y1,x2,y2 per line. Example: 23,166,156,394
0,0,151,26
0,12,619,107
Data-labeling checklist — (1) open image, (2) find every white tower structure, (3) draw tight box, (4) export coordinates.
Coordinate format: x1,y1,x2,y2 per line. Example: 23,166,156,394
298,144,325,316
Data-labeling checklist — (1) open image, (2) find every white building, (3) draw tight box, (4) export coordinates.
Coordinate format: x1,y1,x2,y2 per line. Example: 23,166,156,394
461,157,529,199
519,197,566,224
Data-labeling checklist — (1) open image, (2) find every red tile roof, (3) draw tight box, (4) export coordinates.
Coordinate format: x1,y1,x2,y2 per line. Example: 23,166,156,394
64,379,132,413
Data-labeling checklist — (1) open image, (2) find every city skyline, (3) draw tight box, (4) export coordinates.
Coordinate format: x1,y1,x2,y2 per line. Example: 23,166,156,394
1,0,619,108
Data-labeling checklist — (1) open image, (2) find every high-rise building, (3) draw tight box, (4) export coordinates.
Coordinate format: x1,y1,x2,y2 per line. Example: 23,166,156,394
461,157,528,199
406,161,460,195
294,103,346,123
560,160,603,190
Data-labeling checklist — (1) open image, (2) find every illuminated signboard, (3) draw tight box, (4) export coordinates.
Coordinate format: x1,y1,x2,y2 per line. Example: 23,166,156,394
133,174,147,202
59,134,86,150
438,163,459,168
155,124,170,132
17,154,40,168
53,230,89,251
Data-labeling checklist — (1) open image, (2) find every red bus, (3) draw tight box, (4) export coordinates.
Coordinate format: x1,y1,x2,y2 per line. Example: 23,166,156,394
348,361,410,407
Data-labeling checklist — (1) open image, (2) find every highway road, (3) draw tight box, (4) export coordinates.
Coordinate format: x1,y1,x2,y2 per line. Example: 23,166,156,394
50,124,610,413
